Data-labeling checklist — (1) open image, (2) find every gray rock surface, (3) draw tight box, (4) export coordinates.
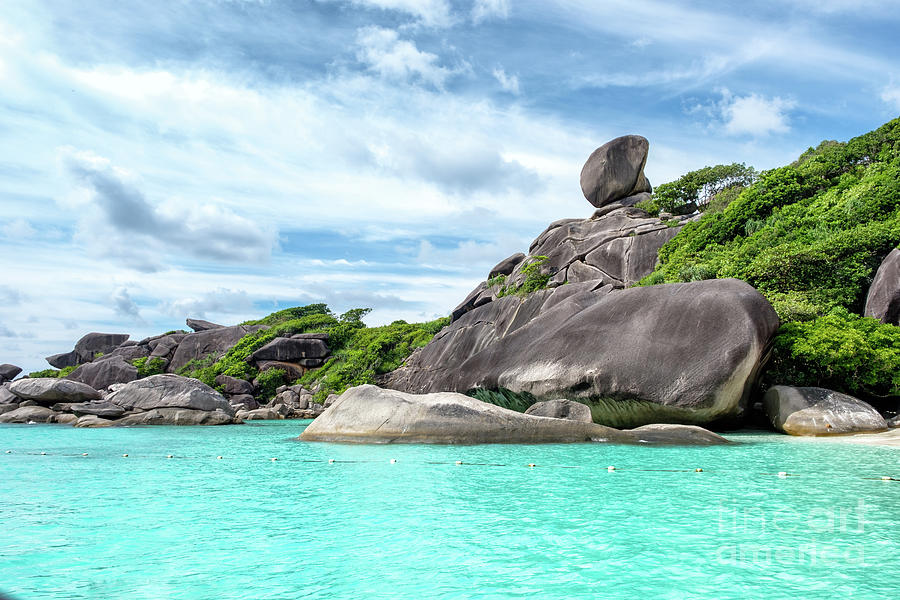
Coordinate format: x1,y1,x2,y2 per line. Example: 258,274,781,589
763,386,888,436
46,351,79,369
387,279,779,428
107,374,234,415
168,325,263,373
0,405,59,423
115,408,235,426
488,253,526,279
0,384,17,404
65,355,138,390
300,385,728,445
74,415,114,428
236,407,282,420
55,413,78,425
864,248,900,325
9,378,101,404
215,374,254,396
524,399,593,423
0,364,22,382
580,135,652,208
70,401,126,419
250,337,329,362
73,332,131,363
887,415,900,428
0,403,19,416
229,394,258,411
186,318,225,332
256,360,306,379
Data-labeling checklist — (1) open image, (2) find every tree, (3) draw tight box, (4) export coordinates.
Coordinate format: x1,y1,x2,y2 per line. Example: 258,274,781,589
653,163,758,213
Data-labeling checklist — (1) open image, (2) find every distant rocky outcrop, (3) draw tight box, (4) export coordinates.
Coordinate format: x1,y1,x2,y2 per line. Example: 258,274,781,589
301,385,728,445
388,278,779,428
864,248,899,325
108,374,234,414
65,355,138,390
186,318,225,332
763,386,888,436
168,324,265,373
46,332,130,368
0,364,22,383
9,378,101,404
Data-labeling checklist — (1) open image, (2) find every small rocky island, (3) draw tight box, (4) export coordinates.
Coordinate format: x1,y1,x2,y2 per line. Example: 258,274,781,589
2,132,898,444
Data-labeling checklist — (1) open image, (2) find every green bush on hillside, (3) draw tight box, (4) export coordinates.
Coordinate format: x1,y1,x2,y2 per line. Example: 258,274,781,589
653,162,758,214
132,357,166,378
488,256,551,297
299,316,450,403
639,117,900,400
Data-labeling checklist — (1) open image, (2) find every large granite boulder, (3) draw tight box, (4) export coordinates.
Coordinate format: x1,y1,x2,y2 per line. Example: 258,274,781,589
0,384,16,404
300,385,728,445
0,403,20,415
0,364,22,382
74,332,130,362
9,378,101,404
488,253,525,279
580,135,652,208
45,332,130,368
70,401,126,419
46,351,79,369
168,325,263,373
236,407,282,420
249,337,329,362
186,318,224,332
148,334,185,358
107,374,234,415
524,399,593,423
387,278,779,428
0,405,60,423
763,386,888,436
215,374,254,396
115,408,235,426
65,355,138,390
74,415,114,428
864,248,899,325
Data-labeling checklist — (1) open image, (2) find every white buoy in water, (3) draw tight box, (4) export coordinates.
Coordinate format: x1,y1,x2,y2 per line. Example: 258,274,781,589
455,461,462,465
390,458,397,464
166,455,173,459
216,456,223,460
270,457,277,461
122,454,129,458
881,476,893,481
607,466,616,472
778,471,788,478
81,453,88,457
695,468,703,472
4,450,10,454
328,459,335,464
528,463,536,468
40,452,46,455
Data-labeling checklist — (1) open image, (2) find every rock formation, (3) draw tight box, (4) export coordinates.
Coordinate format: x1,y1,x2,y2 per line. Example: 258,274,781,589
301,385,728,445
580,135,652,208
0,364,22,383
8,378,101,404
763,386,888,436
864,248,900,325
388,279,778,428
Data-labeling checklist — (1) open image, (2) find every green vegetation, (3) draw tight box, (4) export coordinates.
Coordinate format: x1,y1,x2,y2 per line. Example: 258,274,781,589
178,303,449,403
300,316,450,403
638,163,758,216
640,117,900,401
26,366,76,378
132,357,166,378
487,255,551,297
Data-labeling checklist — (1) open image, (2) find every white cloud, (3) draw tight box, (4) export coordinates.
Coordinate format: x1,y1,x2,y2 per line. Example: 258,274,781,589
692,90,796,137
1,218,37,239
472,0,510,23
492,67,520,94
347,0,453,27
355,26,454,87
881,85,900,112
161,288,254,319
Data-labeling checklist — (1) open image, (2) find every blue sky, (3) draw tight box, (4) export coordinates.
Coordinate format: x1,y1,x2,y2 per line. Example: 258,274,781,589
1,0,899,372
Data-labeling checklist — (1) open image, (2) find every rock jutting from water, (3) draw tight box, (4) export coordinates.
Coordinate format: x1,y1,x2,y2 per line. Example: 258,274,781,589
763,385,888,436
300,385,728,445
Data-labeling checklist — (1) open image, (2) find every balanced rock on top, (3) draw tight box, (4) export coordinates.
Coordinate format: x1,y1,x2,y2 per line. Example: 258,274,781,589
580,135,652,208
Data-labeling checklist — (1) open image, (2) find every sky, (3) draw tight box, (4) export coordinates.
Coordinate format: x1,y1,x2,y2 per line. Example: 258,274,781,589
1,0,899,373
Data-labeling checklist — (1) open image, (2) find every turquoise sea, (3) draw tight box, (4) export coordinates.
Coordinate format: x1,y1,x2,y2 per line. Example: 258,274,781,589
1,421,898,600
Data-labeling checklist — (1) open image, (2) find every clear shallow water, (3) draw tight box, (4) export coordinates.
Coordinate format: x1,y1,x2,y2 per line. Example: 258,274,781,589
1,422,898,600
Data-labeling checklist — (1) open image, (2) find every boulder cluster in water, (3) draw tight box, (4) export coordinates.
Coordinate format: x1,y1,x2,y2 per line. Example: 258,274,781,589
2,135,897,441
